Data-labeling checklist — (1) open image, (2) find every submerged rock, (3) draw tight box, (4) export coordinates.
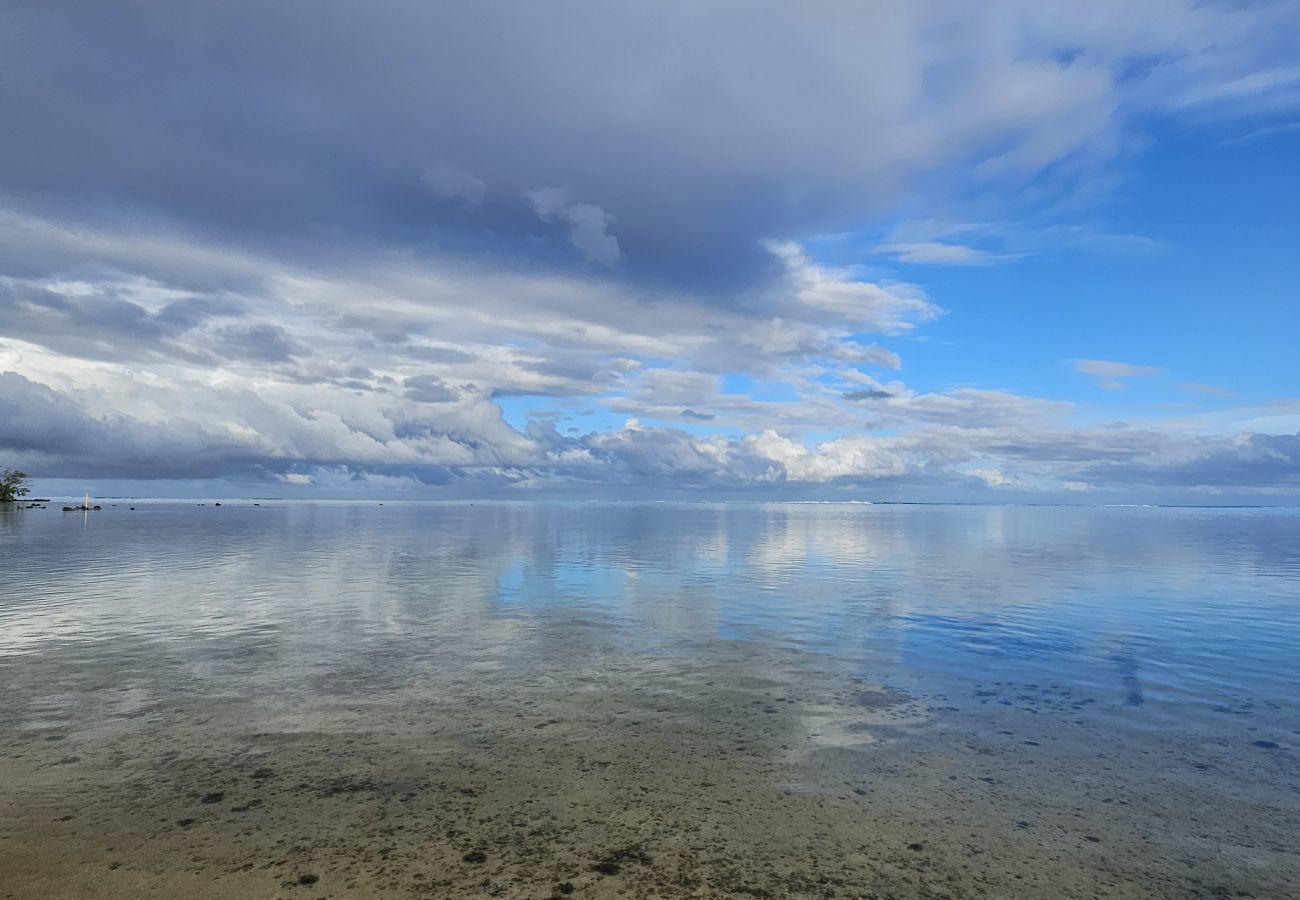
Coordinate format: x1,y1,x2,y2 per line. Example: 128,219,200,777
592,846,653,876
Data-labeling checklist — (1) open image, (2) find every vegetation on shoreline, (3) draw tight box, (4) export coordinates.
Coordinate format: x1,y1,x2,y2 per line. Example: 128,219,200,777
0,468,30,503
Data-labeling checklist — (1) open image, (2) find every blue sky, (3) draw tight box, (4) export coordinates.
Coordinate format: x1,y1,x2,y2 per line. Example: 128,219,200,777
1,2,1298,501
894,125,1300,406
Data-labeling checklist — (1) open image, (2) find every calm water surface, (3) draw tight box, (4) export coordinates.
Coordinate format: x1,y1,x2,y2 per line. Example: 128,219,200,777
2,502,1298,898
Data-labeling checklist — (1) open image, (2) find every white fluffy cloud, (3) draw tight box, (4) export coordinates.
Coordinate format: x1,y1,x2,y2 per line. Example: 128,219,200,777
1,209,1296,499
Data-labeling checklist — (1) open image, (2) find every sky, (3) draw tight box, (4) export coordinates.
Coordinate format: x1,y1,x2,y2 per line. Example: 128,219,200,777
2,1,1299,502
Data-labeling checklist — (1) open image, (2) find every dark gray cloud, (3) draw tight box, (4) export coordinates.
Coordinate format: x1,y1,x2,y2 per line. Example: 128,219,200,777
403,375,457,404
3,2,1296,293
1078,433,1300,488
0,278,234,364
155,296,245,330
845,388,895,401
0,370,530,480
212,324,310,363
0,371,262,478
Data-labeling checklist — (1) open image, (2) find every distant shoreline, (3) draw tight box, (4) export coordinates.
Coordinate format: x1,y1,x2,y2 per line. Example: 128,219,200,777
7,497,1299,510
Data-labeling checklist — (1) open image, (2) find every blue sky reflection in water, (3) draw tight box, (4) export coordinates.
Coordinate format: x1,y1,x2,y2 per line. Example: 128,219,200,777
3,503,1297,720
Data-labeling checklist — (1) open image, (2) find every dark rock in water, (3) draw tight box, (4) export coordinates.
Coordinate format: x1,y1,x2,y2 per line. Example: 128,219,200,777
462,850,487,864
62,506,75,511
296,873,318,885
1085,835,1101,843
1253,740,1280,749
592,846,653,876
92,505,101,510
214,502,221,506
200,791,224,804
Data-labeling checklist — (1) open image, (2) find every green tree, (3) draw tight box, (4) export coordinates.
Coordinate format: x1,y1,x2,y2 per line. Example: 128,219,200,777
0,468,30,502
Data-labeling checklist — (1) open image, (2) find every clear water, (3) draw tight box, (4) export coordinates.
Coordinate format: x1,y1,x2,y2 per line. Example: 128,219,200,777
2,501,1298,898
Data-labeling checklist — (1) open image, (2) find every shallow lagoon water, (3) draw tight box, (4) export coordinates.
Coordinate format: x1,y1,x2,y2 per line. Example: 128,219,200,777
1,501,1298,898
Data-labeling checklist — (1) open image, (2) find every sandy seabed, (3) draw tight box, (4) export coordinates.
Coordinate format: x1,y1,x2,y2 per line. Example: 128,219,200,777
3,644,1297,900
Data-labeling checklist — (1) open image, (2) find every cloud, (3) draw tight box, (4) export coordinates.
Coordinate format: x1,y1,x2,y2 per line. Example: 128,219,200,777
421,163,487,206
875,220,1161,266
5,359,1299,498
213,324,310,363
1217,120,1300,148
1174,66,1300,111
1070,431,1300,489
526,187,622,267
1073,358,1164,390
767,242,939,333
2,2,1295,292
0,210,933,412
403,374,458,403
0,209,932,480
844,388,895,401
876,241,1008,266
0,277,232,365
1073,359,1164,378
